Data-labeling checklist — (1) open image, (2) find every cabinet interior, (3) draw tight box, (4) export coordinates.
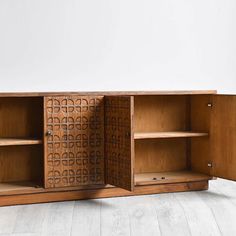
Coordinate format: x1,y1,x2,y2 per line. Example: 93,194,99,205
0,97,44,192
0,94,213,194
134,95,212,186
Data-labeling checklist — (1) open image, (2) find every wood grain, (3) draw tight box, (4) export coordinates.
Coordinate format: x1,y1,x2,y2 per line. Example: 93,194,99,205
134,131,208,139
135,171,212,186
105,96,134,191
0,90,217,97
44,96,105,188
1,91,230,207
134,95,189,132
0,138,42,146
0,97,44,187
0,182,42,193
0,97,43,138
0,183,111,196
0,145,43,184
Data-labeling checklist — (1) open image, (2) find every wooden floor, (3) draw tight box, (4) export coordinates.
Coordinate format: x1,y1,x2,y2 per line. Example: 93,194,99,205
0,179,236,236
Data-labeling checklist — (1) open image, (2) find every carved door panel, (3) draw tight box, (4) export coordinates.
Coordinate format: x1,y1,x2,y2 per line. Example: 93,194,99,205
44,96,104,188
105,96,134,191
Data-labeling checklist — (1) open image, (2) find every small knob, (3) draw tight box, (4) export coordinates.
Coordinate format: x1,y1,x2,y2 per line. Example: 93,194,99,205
207,162,213,168
46,130,53,136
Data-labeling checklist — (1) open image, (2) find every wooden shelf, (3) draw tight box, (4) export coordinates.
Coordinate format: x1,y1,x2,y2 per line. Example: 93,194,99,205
0,138,42,146
135,171,212,186
0,182,43,195
134,132,209,139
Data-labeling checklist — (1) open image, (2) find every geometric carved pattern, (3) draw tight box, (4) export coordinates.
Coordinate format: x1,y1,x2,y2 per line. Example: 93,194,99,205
44,96,104,188
105,96,134,191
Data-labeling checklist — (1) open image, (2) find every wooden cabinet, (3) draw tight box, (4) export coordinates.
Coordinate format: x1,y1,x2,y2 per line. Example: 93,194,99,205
0,90,235,206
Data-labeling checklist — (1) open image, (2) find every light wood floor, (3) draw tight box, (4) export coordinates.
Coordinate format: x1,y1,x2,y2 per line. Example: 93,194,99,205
0,178,236,236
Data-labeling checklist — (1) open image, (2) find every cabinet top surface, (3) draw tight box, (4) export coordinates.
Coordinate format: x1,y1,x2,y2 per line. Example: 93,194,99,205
0,90,217,97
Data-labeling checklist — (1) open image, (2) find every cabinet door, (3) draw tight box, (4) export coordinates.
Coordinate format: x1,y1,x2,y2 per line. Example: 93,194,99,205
44,96,104,188
211,95,236,180
105,96,134,191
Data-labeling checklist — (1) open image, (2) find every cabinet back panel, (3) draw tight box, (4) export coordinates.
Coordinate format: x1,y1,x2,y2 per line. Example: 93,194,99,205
134,95,189,132
0,98,43,138
135,139,188,174
0,146,43,183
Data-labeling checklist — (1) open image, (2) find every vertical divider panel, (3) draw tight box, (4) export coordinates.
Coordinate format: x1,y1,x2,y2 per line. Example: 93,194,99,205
190,95,212,175
105,96,134,191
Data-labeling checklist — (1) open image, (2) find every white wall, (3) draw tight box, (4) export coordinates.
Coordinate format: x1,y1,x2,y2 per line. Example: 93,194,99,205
0,0,236,93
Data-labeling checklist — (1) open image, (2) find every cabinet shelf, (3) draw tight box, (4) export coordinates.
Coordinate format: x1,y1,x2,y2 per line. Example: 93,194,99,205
0,138,42,146
0,181,43,195
134,131,209,140
135,171,212,186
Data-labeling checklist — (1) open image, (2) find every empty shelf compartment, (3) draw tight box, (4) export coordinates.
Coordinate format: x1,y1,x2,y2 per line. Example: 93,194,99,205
135,171,212,186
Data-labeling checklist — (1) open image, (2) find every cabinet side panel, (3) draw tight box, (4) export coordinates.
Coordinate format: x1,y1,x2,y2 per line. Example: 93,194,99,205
211,95,236,180
191,95,212,175
105,96,134,191
44,96,104,188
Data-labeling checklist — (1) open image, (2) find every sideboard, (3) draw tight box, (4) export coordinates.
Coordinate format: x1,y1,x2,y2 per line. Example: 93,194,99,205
0,90,235,206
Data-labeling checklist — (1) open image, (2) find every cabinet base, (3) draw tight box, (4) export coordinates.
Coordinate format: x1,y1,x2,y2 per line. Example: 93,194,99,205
0,181,208,206
0,180,208,207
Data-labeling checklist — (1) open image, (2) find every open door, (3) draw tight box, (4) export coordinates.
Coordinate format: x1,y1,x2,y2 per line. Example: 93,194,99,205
210,95,236,180
105,96,134,191
44,96,105,188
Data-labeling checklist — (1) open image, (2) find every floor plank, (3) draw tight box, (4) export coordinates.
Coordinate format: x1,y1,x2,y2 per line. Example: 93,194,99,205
127,195,161,236
0,205,21,234
0,179,236,236
40,201,75,236
100,197,131,236
198,179,236,236
174,191,221,236
13,203,50,234
152,193,193,236
71,199,101,236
